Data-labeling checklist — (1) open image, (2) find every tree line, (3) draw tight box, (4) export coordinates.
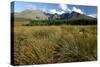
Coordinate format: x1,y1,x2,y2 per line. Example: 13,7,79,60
24,18,97,26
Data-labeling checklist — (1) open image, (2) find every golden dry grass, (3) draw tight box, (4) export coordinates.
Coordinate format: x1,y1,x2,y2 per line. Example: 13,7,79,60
13,24,97,65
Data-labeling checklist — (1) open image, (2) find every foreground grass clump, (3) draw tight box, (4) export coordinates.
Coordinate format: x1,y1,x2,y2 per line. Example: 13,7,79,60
14,25,97,65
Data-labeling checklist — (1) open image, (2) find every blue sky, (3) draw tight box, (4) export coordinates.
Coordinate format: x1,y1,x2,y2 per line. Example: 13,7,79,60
12,1,97,18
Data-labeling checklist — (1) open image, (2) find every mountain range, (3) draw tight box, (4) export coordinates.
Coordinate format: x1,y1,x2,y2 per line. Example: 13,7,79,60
14,9,95,20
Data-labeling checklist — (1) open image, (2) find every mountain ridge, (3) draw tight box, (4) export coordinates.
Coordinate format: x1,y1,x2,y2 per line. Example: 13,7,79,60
14,9,95,20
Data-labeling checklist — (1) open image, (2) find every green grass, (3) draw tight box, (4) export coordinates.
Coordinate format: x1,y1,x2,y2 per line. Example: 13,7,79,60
13,24,97,65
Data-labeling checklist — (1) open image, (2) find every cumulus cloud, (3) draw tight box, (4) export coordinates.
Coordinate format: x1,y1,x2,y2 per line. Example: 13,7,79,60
59,4,67,11
88,14,97,18
59,4,71,12
48,5,85,15
72,7,84,14
49,9,65,15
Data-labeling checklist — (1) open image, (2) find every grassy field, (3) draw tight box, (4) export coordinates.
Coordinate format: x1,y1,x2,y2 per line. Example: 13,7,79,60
13,23,97,65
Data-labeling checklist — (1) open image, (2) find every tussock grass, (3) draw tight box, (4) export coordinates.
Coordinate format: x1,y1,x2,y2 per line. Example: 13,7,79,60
13,25,97,65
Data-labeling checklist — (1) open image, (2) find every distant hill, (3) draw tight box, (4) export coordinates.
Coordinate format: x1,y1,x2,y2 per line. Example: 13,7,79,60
69,11,94,19
14,10,48,20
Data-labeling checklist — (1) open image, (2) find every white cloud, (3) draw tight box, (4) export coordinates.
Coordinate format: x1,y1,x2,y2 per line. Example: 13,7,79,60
59,4,67,11
26,4,37,10
88,14,97,18
72,7,84,14
59,4,71,12
48,5,85,15
49,9,65,15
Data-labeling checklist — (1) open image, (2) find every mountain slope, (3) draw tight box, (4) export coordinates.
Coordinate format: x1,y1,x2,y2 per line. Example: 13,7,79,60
70,11,94,19
15,10,48,20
